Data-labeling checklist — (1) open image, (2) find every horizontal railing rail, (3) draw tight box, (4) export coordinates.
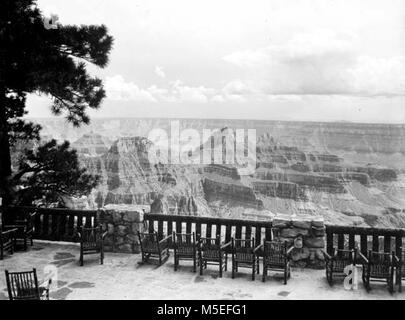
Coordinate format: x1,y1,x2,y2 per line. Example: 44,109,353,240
2,206,98,242
144,213,273,248
325,225,405,258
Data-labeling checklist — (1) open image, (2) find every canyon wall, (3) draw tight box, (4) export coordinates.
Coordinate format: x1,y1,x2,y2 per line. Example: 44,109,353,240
31,118,405,230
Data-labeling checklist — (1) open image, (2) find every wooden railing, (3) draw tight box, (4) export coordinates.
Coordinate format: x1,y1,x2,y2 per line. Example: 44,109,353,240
2,206,98,242
3,206,405,258
325,225,405,258
144,213,273,247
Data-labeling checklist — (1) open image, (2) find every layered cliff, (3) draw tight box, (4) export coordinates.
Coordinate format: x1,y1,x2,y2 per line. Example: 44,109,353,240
33,117,405,229
80,136,211,215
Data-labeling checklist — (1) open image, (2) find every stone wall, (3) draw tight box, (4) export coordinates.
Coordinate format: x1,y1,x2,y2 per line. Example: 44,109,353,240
271,214,326,269
98,204,149,253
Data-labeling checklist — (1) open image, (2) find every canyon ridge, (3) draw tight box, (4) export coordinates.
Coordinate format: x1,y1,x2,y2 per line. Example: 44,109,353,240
31,118,405,229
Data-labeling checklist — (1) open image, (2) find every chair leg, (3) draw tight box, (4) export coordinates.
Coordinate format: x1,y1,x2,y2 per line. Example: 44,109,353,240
364,274,371,292
219,259,223,278
193,256,197,273
252,264,255,281
326,264,332,286
284,266,288,285
388,271,394,294
100,248,104,265
174,257,178,271
24,237,27,251
79,250,84,267
199,257,203,276
262,266,267,282
30,236,33,246
0,246,3,260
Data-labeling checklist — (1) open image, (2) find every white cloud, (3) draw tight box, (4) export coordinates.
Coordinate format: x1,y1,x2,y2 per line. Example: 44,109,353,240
348,56,405,96
105,75,157,102
166,80,214,103
223,30,405,96
154,66,166,79
105,76,215,103
211,80,252,103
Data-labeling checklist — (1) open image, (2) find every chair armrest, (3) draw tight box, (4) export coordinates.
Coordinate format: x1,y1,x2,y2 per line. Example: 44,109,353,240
102,231,108,239
286,246,295,256
322,250,332,261
159,235,172,244
357,252,368,264
39,279,52,299
14,219,28,224
3,224,25,230
393,254,400,266
1,228,18,236
40,278,52,290
221,241,232,250
253,244,263,254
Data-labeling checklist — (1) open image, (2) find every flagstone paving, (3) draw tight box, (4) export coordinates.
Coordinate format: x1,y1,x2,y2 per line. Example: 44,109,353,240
0,241,404,300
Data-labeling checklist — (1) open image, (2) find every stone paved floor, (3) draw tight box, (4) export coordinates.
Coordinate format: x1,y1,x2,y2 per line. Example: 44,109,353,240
0,241,404,300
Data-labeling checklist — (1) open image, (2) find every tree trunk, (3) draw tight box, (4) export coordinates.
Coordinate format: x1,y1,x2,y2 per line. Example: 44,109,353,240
0,87,12,205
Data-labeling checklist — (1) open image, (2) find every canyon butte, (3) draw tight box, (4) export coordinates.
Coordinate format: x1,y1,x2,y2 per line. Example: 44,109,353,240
34,118,405,229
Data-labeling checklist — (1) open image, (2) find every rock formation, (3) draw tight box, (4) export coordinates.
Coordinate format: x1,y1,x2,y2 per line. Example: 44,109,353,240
32,118,405,230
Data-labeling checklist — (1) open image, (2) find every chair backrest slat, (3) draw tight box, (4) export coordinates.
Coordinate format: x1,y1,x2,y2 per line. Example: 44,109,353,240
5,269,40,300
263,240,287,264
173,232,195,247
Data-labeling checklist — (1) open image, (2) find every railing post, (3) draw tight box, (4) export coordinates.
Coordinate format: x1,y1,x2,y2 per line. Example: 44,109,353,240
384,236,391,253
326,228,333,254
337,233,344,250
206,223,212,238
245,225,252,242
372,235,379,252
225,224,232,244
157,220,163,240
360,234,368,255
348,233,355,250
196,222,201,240
255,227,262,247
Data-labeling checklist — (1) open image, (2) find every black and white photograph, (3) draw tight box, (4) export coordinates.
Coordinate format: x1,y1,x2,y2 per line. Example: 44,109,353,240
1,0,405,307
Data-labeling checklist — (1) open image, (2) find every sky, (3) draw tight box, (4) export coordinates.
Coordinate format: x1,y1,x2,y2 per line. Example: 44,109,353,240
27,0,405,123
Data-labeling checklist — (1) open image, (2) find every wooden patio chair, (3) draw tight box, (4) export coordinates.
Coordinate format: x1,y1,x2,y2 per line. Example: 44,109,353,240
0,227,17,260
198,236,231,278
77,225,107,266
323,248,357,286
359,250,398,293
138,231,171,266
173,232,198,272
5,268,52,300
3,211,36,251
261,240,294,284
231,237,261,281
